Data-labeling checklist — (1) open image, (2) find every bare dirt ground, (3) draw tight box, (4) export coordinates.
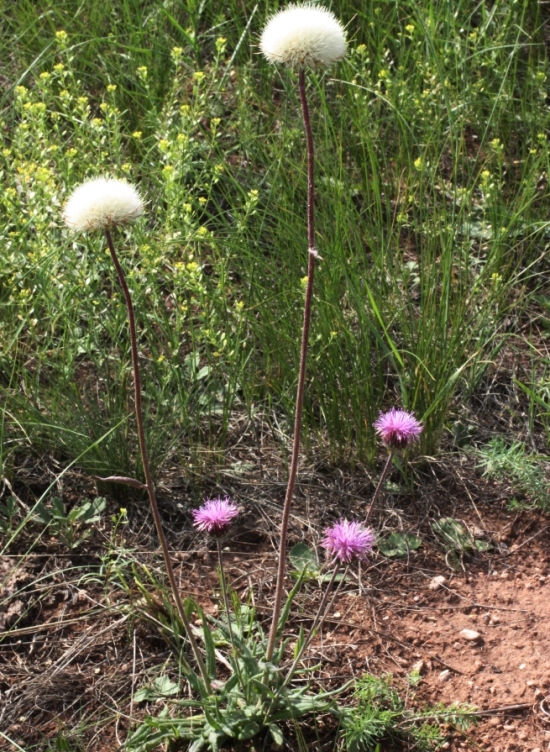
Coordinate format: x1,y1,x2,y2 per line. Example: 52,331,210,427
1,444,549,752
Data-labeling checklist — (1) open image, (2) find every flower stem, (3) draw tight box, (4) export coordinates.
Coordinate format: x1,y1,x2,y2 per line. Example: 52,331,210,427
104,228,211,693
216,540,245,690
266,67,318,662
282,564,343,687
365,451,394,525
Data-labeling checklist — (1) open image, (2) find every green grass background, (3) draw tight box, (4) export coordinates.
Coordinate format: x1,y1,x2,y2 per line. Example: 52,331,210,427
0,0,549,482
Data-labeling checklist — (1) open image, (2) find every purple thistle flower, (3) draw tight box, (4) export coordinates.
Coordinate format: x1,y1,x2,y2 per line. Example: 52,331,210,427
321,520,376,563
373,408,423,450
192,497,239,537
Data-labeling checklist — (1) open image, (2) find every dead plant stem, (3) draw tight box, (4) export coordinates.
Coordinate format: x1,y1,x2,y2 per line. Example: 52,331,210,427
104,228,210,692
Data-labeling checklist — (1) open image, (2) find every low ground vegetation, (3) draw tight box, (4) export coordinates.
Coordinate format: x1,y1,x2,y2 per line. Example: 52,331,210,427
1,1,549,750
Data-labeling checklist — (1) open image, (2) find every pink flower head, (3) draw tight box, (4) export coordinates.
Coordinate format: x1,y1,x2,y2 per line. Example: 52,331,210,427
321,520,375,563
192,497,239,537
373,408,423,450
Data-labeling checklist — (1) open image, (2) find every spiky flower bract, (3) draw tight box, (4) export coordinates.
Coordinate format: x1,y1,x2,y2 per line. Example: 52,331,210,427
192,498,239,537
322,520,375,563
63,177,144,232
373,408,423,450
260,3,347,69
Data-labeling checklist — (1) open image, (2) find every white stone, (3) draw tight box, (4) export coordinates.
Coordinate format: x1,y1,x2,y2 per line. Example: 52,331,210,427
459,628,481,641
411,660,426,675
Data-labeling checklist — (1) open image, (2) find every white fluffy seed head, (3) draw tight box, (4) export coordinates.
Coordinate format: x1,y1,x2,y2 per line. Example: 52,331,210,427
260,3,346,69
63,177,144,232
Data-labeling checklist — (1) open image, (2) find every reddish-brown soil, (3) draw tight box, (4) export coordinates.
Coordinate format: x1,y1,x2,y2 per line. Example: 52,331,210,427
313,522,550,752
1,454,549,752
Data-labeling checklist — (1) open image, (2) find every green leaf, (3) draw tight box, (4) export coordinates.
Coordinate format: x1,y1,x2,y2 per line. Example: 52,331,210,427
248,677,276,699
188,739,207,752
268,723,284,746
153,675,180,696
133,675,180,703
0,497,17,518
237,721,261,740
432,517,472,552
68,507,82,523
51,497,66,519
474,539,492,552
55,735,72,751
275,567,307,653
293,626,305,659
184,596,196,620
320,570,345,583
33,501,52,525
195,604,216,678
197,365,211,380
133,690,154,705
378,532,422,558
289,543,319,577
80,496,107,523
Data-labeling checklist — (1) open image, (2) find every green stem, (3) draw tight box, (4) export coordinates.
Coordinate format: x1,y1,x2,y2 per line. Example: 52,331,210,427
365,451,394,525
104,228,211,693
216,540,244,690
281,564,344,688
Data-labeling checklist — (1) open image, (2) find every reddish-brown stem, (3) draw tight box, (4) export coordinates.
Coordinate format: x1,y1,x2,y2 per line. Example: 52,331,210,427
266,68,318,661
365,451,394,525
104,228,210,692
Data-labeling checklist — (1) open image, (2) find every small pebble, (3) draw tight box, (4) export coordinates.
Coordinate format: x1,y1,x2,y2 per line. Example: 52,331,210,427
460,628,481,641
411,660,426,675
429,575,446,591
439,669,452,682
